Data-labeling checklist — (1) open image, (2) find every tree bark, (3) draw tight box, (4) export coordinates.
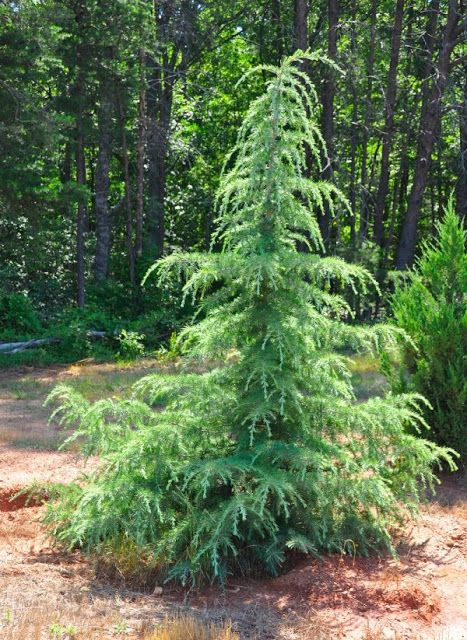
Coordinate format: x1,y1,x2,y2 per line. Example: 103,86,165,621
116,88,135,286
74,2,87,308
271,0,284,61
358,0,377,243
94,78,113,281
135,48,146,258
456,70,467,219
75,117,86,308
293,0,309,51
146,55,173,258
320,0,338,247
348,0,358,249
373,0,405,247
396,0,461,268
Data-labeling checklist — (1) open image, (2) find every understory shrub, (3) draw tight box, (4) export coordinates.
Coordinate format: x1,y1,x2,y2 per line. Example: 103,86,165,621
0,288,42,340
392,200,466,461
117,329,145,361
44,52,455,585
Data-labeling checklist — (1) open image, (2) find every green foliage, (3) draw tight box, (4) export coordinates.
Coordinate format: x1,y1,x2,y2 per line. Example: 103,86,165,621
117,329,145,361
392,199,467,460
44,53,455,585
45,307,116,362
0,289,42,340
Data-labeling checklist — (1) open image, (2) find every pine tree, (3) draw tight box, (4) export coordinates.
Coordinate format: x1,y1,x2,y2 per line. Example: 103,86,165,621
45,52,455,585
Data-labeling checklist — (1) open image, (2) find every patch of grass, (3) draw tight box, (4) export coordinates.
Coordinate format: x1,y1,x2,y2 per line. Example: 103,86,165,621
0,597,455,639
57,359,181,402
0,359,183,450
143,617,239,640
8,435,65,451
0,376,52,401
0,604,238,640
349,353,389,401
0,350,59,369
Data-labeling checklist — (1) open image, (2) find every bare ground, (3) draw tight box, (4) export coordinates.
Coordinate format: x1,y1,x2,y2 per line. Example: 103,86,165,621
0,364,466,639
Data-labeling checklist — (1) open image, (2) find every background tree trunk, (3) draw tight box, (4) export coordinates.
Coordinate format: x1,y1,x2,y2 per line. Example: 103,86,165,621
373,0,405,247
117,89,135,286
358,0,377,244
348,0,358,249
94,80,113,281
146,58,173,258
75,117,86,308
456,70,467,219
293,0,309,51
320,0,338,247
135,48,146,259
74,2,87,308
396,0,460,268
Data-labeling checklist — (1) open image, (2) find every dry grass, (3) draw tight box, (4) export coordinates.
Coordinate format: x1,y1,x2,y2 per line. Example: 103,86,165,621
0,604,455,640
0,355,388,449
0,604,238,640
143,617,239,640
0,360,169,450
348,353,388,401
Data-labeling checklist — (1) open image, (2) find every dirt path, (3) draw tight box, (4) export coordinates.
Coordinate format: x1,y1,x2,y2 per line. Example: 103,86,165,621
0,365,466,639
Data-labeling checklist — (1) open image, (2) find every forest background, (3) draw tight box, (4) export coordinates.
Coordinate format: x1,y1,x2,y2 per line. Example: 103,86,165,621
0,0,466,360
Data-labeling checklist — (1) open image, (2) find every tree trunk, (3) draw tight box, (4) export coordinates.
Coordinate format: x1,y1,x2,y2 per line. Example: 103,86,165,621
373,0,405,247
76,116,86,308
74,5,87,309
117,89,135,286
146,55,173,258
94,80,113,281
293,0,309,51
396,0,460,268
358,0,377,243
135,48,146,258
271,0,284,60
320,0,338,247
348,0,358,250
456,70,467,219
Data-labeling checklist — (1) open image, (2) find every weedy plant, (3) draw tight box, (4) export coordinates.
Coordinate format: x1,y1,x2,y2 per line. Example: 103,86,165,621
44,52,454,585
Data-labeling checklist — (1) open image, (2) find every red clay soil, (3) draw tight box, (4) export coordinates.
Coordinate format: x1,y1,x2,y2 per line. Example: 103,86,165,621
0,447,90,511
0,376,466,639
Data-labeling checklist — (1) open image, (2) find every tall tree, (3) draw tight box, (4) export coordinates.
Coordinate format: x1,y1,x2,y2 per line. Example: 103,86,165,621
320,0,339,246
135,48,147,259
293,0,309,51
116,87,135,286
373,0,405,248
457,69,467,219
396,0,462,268
146,1,244,258
93,70,113,282
358,0,377,243
73,0,88,307
45,53,454,585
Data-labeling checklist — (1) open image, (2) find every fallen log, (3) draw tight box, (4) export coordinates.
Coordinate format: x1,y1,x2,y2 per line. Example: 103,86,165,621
0,338,60,353
0,331,109,354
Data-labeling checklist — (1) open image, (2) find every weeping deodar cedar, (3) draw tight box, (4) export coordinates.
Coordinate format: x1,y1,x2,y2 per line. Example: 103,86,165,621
44,52,455,585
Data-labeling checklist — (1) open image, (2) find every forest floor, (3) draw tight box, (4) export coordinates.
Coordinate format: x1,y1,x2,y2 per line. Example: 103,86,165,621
0,361,466,640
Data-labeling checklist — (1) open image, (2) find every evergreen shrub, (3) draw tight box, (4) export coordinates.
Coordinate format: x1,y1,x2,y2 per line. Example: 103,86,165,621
0,288,42,339
392,200,466,461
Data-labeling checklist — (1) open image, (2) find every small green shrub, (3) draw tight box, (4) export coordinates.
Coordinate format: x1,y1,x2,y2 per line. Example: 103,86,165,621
44,52,455,586
392,199,466,461
117,329,145,361
0,289,42,339
46,306,117,362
